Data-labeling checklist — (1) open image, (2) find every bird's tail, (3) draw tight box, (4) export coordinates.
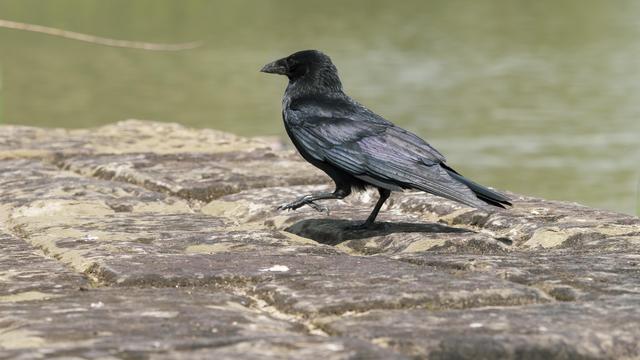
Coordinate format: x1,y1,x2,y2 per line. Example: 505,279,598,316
441,164,512,209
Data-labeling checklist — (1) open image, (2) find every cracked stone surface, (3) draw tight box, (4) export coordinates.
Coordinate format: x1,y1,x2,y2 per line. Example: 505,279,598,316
0,288,400,359
55,150,328,202
0,120,268,159
1,120,639,359
317,295,640,359
0,232,87,302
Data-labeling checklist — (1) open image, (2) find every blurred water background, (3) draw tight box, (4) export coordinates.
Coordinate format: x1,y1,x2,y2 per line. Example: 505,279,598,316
0,0,638,214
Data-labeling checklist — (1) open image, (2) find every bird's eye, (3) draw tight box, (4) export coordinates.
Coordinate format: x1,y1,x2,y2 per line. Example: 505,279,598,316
285,58,307,78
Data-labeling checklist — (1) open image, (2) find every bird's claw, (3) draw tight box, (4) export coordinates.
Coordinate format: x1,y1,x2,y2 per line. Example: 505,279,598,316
276,203,292,211
307,201,329,213
277,197,329,213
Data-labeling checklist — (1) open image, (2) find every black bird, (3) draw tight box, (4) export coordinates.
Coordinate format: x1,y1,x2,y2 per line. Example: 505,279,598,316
261,50,511,229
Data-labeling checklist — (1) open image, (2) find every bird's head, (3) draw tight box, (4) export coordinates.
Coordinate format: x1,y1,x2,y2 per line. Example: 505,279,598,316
260,50,342,91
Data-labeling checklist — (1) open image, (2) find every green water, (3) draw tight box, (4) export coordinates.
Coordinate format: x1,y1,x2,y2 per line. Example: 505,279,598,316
0,0,638,214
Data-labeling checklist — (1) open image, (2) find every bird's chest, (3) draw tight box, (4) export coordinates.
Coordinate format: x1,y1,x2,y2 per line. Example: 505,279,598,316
282,104,304,128
281,96,299,125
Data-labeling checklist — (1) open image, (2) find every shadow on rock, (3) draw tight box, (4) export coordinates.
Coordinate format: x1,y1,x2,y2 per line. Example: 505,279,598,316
285,218,470,246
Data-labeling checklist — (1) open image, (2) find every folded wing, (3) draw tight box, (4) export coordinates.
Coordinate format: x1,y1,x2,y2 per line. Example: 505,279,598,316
286,110,490,209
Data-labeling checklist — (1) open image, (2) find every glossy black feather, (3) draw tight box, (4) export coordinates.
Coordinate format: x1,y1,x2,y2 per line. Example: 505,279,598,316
264,49,510,222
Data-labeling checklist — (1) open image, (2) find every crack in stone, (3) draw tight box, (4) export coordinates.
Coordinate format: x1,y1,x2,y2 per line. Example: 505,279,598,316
47,156,206,214
228,287,331,338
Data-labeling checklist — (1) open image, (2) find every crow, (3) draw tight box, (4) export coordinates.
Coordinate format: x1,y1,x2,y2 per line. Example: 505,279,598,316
261,50,511,229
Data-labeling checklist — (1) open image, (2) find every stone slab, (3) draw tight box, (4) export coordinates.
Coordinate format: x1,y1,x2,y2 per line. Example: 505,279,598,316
0,288,399,359
0,120,269,159
318,295,640,359
2,121,640,359
205,185,640,253
0,232,87,302
56,150,328,202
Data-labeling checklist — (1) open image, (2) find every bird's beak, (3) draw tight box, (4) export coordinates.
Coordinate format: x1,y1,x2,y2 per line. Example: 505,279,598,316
260,59,287,75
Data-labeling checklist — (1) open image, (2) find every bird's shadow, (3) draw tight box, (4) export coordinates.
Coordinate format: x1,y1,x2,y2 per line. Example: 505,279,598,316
285,218,471,246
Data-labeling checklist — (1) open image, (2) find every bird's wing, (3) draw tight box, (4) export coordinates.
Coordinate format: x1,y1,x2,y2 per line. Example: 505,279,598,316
288,95,447,161
286,105,487,208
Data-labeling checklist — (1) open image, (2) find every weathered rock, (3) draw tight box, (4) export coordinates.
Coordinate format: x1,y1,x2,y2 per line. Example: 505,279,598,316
1,119,328,201
0,159,333,283
0,288,400,359
56,150,328,202
0,120,268,159
151,337,406,360
205,185,640,255
317,296,640,359
388,190,640,248
395,252,640,301
249,254,549,316
0,231,87,302
1,120,639,359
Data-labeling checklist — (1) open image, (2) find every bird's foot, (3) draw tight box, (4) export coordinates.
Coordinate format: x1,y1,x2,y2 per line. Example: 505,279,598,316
277,196,329,213
305,201,329,213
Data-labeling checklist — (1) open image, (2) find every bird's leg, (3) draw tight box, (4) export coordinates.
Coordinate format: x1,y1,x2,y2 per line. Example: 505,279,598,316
348,189,391,230
278,187,350,212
